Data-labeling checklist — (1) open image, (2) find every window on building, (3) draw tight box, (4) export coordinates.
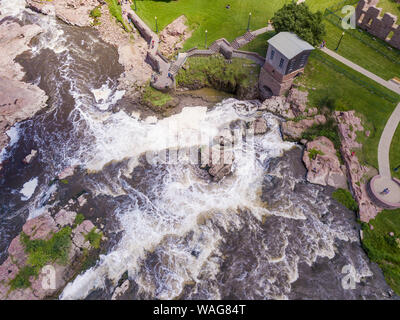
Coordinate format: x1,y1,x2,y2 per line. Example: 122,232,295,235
270,50,275,60
279,58,284,68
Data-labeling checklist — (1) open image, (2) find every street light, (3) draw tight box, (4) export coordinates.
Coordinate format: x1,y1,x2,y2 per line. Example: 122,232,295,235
155,16,158,33
205,30,208,49
134,0,137,11
247,12,252,31
335,32,345,51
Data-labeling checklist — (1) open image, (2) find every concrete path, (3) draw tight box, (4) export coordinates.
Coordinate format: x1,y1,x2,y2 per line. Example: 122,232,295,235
320,48,400,206
378,102,400,178
321,47,400,95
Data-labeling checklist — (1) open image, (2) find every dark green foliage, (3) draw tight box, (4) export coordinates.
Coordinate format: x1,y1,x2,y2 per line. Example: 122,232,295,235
8,227,72,290
362,210,400,295
8,266,37,290
308,148,324,160
332,188,358,212
301,118,341,150
85,228,102,249
176,56,259,94
74,213,85,227
271,2,325,46
21,227,72,267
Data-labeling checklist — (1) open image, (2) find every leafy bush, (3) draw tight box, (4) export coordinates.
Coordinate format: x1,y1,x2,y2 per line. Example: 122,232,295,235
9,227,72,290
85,228,103,249
308,148,324,160
272,2,325,46
8,266,37,290
301,119,341,151
74,213,85,227
176,56,259,94
332,188,358,212
21,227,72,268
90,7,102,19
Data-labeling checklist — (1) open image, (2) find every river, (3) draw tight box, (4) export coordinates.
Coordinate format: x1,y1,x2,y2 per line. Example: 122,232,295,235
0,0,395,300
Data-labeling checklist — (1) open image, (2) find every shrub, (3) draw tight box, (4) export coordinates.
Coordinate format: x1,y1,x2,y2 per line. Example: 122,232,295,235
8,266,37,290
332,188,358,212
85,228,102,249
308,148,324,160
74,213,85,227
272,2,325,46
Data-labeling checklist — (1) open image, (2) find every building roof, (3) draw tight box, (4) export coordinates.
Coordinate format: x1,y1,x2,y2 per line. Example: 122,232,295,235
267,32,314,59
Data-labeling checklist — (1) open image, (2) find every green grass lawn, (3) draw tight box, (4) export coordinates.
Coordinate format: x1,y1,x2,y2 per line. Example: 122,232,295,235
375,0,400,16
134,0,343,50
323,20,400,80
390,125,400,180
362,209,400,295
295,51,399,170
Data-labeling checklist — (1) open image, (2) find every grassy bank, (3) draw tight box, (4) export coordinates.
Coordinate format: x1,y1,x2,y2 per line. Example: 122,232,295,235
362,209,400,295
176,56,259,96
294,51,399,170
134,0,343,50
106,0,130,31
142,84,173,111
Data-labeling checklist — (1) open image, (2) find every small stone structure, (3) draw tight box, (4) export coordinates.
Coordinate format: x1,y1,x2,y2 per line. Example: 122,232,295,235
258,32,314,99
356,0,400,49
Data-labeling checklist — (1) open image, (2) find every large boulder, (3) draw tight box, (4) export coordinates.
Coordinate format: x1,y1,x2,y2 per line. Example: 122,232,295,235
0,210,101,300
302,136,348,189
335,111,381,222
281,115,326,140
159,15,193,58
201,144,234,182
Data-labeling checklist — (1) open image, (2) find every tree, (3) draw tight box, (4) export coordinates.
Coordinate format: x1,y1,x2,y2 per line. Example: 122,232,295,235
271,2,325,46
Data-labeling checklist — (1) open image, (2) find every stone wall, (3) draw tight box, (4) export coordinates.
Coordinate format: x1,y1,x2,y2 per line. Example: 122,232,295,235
356,0,400,49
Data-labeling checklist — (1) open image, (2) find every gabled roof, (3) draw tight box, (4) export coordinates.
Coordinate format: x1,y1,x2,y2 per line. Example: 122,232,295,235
267,32,314,59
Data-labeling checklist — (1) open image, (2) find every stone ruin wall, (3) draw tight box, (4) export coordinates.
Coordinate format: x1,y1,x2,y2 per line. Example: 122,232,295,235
356,0,400,49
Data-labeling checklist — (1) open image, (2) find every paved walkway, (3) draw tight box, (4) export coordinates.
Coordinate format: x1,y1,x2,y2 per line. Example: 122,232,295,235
320,47,400,207
378,102,400,178
321,47,400,95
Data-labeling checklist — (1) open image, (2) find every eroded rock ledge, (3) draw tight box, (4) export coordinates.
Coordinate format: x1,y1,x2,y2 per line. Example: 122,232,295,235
0,20,48,171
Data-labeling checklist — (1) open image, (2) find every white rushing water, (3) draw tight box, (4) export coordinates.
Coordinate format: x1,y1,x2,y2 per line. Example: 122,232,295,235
0,1,373,300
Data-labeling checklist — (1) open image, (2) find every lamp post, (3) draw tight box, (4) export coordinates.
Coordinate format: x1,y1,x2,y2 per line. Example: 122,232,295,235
134,0,137,11
205,29,208,49
155,16,158,33
335,32,345,51
247,12,252,31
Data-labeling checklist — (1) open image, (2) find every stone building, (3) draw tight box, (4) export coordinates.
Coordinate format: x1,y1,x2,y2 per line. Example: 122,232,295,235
259,32,314,98
356,0,400,50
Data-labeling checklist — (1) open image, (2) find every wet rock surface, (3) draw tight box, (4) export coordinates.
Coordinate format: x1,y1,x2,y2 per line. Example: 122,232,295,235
303,136,348,189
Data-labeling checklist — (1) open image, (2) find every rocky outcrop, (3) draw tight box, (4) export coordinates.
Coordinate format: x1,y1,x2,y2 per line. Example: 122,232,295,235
159,15,192,59
303,136,348,189
0,21,48,168
259,88,317,120
281,115,326,140
0,210,101,300
335,111,382,222
23,150,38,164
26,0,100,27
200,144,234,182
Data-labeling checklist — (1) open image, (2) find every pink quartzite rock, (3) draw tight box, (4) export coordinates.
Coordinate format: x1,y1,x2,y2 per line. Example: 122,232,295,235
335,111,382,222
281,115,326,140
54,209,77,228
72,220,95,249
303,136,348,189
22,213,57,241
58,166,76,180
7,235,27,267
